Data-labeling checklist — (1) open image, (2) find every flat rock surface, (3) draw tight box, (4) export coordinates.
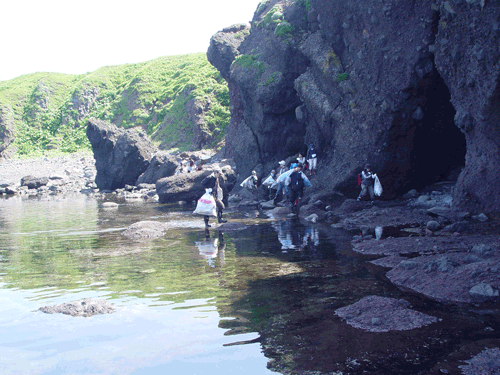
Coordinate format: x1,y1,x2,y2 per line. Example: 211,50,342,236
39,298,115,317
122,221,167,241
458,347,500,375
335,295,439,332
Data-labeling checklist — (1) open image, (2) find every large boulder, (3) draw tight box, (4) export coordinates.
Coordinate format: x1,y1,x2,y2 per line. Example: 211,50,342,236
86,119,156,191
136,151,178,185
156,161,237,203
208,0,500,213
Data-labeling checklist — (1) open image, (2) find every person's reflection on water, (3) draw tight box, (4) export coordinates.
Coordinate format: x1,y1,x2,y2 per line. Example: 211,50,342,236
272,220,321,256
195,229,225,267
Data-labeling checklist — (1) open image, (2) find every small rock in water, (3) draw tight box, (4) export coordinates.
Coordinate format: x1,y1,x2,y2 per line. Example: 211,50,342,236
39,298,115,317
102,202,119,208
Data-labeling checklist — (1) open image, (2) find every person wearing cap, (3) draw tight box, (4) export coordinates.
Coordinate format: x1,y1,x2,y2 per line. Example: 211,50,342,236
241,170,258,189
201,169,228,227
357,164,376,203
306,143,318,176
273,161,288,204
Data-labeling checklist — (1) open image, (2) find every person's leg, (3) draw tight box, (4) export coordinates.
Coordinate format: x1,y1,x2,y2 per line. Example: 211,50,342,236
358,186,367,201
368,185,375,201
204,215,211,227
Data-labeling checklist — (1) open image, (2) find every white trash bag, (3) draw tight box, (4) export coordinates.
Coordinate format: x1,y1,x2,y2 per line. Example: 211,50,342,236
374,175,383,196
193,189,217,217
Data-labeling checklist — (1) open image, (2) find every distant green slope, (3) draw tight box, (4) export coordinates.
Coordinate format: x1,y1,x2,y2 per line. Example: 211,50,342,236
0,53,229,156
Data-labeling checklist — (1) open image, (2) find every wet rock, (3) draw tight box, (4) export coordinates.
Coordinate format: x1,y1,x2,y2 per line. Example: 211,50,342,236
217,222,248,231
39,298,115,317
21,175,49,189
469,283,499,300
335,295,439,332
427,220,440,231
122,220,167,241
442,221,470,233
260,200,276,210
305,213,319,223
471,244,495,258
458,347,500,375
418,195,431,203
102,202,119,208
472,213,489,222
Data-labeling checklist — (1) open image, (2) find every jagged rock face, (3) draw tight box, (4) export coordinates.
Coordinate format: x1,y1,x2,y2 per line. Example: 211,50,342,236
156,162,236,204
208,0,500,213
63,85,100,125
86,119,156,190
432,0,500,214
136,151,178,185
0,106,15,158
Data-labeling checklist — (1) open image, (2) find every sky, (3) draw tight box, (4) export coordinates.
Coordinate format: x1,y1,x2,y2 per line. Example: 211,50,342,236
0,0,262,82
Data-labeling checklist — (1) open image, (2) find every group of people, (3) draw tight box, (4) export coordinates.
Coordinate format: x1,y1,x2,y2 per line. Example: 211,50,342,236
175,158,201,174
194,142,381,227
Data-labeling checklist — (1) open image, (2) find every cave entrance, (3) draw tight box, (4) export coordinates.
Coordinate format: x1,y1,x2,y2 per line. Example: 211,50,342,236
408,66,466,191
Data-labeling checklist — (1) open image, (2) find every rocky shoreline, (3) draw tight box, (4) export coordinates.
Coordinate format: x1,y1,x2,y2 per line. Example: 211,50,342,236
2,153,499,373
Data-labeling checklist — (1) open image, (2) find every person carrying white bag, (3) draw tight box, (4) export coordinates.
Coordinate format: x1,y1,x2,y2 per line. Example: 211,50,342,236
194,169,227,227
357,164,381,204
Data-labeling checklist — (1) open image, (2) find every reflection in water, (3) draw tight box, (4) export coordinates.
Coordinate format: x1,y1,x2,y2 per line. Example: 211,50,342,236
0,197,497,374
196,229,226,267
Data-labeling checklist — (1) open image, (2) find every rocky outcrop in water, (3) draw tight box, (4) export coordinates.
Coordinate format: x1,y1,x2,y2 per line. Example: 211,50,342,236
87,119,156,191
156,161,237,204
208,0,500,214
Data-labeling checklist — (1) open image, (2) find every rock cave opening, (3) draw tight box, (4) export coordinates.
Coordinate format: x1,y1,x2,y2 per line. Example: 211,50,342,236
389,64,466,195
409,67,466,191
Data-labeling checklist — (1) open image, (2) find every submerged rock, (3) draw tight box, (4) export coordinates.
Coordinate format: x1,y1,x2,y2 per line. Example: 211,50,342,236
335,295,439,332
39,298,115,317
122,221,167,241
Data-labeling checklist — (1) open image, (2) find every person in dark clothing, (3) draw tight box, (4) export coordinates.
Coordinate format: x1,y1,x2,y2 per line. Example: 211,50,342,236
357,164,376,202
288,163,305,210
201,169,228,227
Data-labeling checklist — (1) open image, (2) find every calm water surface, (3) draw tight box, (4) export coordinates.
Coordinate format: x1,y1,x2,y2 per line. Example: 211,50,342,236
0,195,497,375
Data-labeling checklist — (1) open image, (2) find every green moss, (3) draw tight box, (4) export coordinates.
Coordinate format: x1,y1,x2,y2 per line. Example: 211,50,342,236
259,71,281,86
233,54,265,75
336,73,349,83
275,21,294,38
258,5,284,28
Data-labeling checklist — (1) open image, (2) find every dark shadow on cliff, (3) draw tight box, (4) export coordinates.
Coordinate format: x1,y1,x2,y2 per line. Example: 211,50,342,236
384,63,466,196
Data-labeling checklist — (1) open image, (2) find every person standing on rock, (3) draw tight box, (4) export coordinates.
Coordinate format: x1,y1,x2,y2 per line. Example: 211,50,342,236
357,164,376,203
273,160,288,205
287,163,305,214
201,169,227,227
306,144,318,176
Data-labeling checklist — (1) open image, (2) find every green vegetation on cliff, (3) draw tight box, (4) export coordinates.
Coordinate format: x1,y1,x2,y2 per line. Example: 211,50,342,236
0,53,229,156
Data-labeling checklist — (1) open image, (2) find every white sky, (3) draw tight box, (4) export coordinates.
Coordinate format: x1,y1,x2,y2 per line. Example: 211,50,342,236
0,0,262,82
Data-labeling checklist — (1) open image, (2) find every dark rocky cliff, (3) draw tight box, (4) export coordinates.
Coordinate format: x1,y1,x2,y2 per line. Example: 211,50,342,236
208,0,500,214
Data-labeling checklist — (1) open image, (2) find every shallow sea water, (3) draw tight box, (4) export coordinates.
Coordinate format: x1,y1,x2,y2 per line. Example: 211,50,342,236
0,195,498,375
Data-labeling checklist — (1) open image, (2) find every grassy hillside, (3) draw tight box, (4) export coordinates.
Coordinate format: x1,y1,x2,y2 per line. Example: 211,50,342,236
0,53,230,157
